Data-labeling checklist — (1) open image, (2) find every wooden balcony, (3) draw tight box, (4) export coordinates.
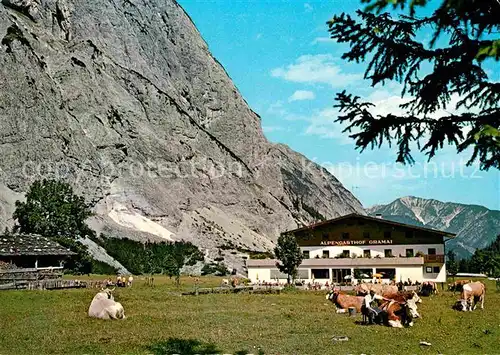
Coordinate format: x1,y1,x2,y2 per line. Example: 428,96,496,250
424,254,445,263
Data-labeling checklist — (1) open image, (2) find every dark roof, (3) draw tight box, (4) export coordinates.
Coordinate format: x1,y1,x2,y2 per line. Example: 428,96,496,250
283,213,456,238
0,234,76,256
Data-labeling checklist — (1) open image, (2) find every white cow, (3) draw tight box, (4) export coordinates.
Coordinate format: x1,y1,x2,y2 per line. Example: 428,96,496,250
88,288,126,320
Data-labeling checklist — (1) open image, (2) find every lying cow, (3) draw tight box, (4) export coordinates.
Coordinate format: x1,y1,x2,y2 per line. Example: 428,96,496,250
88,288,126,320
448,279,472,292
383,290,422,305
379,299,419,328
326,291,364,313
355,283,398,296
453,281,485,312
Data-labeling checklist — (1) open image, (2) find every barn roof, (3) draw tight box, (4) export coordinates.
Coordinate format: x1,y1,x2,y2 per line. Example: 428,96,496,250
0,234,76,256
283,213,456,238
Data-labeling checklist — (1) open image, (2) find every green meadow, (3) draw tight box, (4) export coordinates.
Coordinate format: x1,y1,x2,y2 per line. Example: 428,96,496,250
0,276,499,355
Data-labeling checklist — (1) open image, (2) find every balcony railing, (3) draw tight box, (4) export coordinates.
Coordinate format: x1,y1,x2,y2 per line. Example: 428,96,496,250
424,254,445,263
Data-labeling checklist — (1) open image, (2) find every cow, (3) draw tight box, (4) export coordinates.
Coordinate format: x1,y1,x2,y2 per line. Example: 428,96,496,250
88,288,126,320
383,290,422,305
379,299,419,328
453,281,486,312
448,279,472,292
355,283,398,296
326,291,364,313
419,281,438,296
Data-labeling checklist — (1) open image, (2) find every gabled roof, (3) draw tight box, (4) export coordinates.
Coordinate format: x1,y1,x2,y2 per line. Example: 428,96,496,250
0,234,76,256
283,213,456,238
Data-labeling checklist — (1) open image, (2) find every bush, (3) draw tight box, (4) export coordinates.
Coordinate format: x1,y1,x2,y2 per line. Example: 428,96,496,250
93,235,204,275
91,259,118,275
201,262,229,276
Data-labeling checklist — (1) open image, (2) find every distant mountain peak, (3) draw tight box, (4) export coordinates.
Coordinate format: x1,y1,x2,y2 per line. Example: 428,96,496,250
368,196,500,258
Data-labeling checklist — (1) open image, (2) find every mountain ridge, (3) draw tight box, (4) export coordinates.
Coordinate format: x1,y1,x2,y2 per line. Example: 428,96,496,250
0,0,364,272
368,196,500,258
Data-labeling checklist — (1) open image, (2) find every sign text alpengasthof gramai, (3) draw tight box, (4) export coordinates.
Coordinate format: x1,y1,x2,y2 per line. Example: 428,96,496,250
319,240,393,246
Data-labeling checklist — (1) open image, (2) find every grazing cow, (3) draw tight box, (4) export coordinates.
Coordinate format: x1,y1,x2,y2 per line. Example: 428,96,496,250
355,283,398,296
448,279,472,292
453,281,486,312
419,282,438,296
326,291,364,313
379,299,419,328
88,288,126,320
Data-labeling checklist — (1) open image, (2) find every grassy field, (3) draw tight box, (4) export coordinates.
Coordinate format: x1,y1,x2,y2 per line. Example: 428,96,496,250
0,276,499,355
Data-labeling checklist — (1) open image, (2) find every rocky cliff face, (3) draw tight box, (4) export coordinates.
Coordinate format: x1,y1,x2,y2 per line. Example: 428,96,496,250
0,0,364,270
368,196,500,258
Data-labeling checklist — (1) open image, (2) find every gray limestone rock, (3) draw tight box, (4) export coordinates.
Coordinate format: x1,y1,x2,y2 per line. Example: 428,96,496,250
0,0,365,272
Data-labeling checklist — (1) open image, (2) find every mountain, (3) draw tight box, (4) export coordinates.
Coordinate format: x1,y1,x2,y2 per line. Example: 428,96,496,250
0,0,364,271
368,196,500,258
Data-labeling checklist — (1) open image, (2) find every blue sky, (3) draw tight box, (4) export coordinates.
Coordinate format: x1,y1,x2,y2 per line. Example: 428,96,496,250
178,0,500,210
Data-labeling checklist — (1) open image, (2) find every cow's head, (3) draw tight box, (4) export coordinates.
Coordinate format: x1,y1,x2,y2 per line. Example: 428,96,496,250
326,291,339,302
406,299,420,319
411,291,422,304
453,299,468,312
97,288,115,300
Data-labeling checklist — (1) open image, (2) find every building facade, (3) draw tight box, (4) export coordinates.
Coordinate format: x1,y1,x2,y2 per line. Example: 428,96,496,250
246,214,455,284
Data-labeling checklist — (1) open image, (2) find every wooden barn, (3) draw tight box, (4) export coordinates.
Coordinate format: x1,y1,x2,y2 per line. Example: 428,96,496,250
0,233,75,269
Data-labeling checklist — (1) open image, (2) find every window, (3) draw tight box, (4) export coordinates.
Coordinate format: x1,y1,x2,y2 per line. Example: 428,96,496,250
425,267,433,273
406,249,414,257
384,249,393,257
363,250,371,258
342,232,349,240
311,269,330,279
359,268,372,278
303,250,310,259
322,250,330,258
405,231,414,238
375,268,396,280
363,231,370,239
428,248,436,255
433,266,440,273
384,231,392,239
343,250,350,258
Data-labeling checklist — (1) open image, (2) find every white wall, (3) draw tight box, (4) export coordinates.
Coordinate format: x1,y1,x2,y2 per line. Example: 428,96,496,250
423,263,447,282
302,244,444,259
395,266,423,283
247,267,271,282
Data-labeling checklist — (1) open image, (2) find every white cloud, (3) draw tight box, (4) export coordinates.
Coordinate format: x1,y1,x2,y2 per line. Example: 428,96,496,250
304,3,313,12
271,54,363,88
288,90,315,102
303,107,353,144
266,101,286,116
311,37,334,45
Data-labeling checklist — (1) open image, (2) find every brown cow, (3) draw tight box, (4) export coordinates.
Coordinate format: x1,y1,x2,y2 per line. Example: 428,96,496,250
383,290,422,305
326,291,364,313
453,281,485,311
448,280,472,292
379,299,419,328
355,283,398,296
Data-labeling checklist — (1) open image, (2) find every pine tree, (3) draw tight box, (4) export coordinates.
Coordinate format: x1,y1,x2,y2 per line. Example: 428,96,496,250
328,0,499,170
